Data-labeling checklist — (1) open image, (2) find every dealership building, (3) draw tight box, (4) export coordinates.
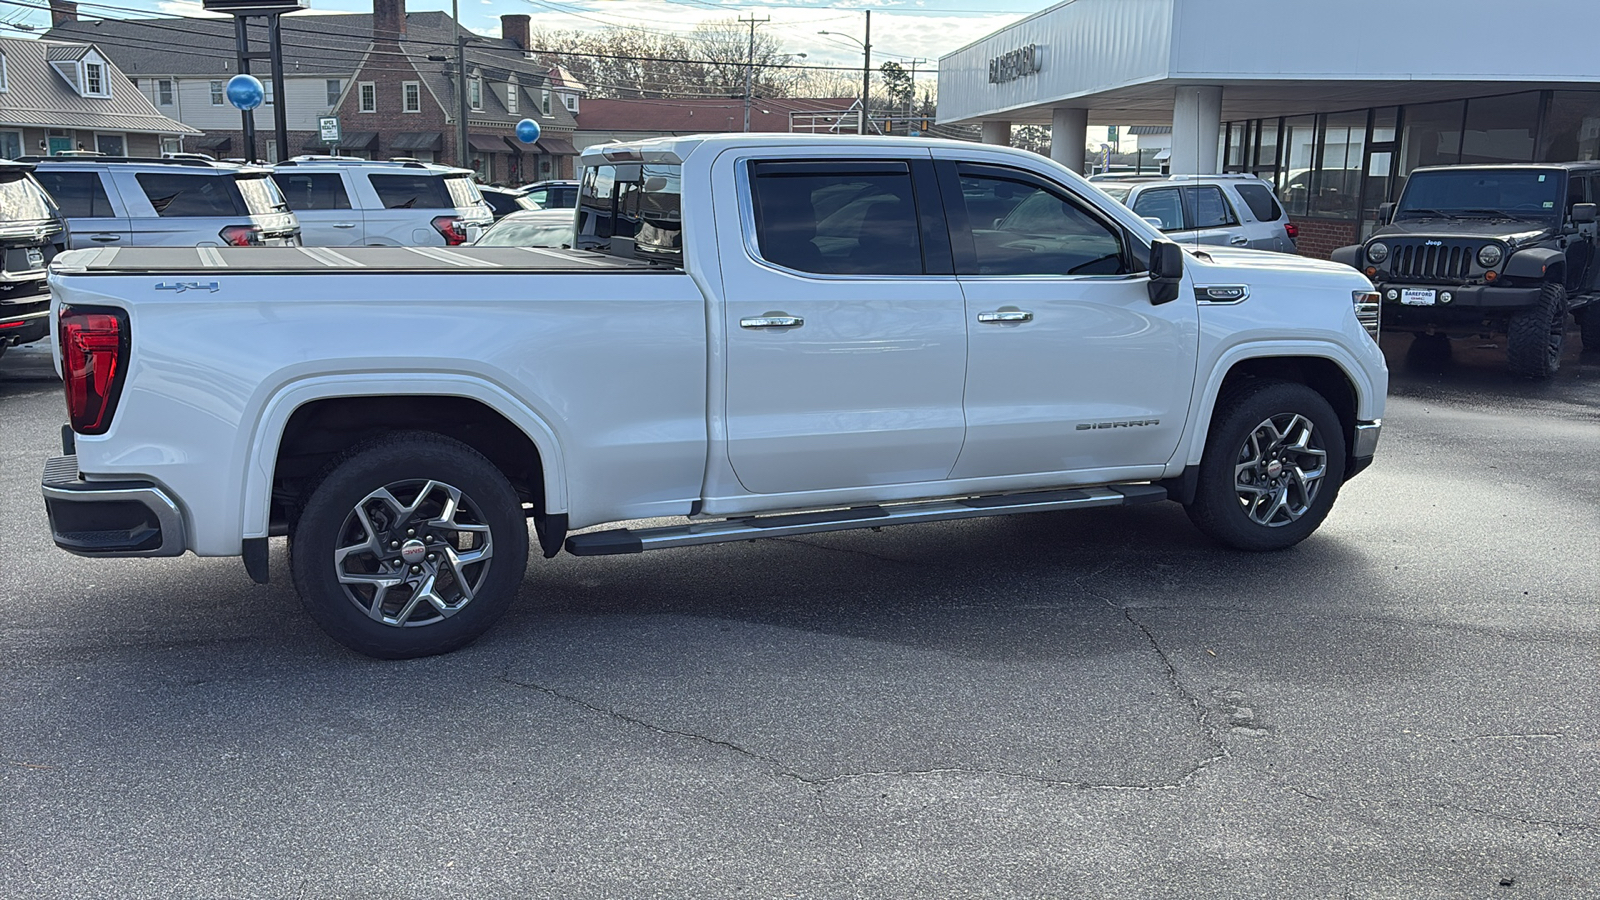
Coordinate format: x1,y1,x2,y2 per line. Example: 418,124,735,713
937,0,1600,256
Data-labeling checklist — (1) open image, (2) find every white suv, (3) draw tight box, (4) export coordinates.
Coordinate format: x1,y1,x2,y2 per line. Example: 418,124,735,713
271,157,492,247
1091,173,1299,253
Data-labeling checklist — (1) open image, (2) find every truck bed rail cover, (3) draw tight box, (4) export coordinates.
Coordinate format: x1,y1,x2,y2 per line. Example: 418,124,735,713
51,246,665,275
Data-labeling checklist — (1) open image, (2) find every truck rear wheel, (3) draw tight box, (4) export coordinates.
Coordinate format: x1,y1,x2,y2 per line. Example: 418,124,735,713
290,432,529,659
1185,380,1346,552
1506,282,1566,378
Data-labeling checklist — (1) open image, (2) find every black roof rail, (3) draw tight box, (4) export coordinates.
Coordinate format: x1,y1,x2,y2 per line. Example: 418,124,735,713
15,155,219,168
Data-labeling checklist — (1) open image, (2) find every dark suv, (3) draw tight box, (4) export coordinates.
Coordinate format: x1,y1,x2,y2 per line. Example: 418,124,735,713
0,160,67,360
1333,163,1600,377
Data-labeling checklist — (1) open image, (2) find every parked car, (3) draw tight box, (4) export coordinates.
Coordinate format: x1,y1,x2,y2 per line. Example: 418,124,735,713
271,157,492,246
0,160,67,359
1095,174,1298,253
26,155,299,249
472,208,574,248
518,179,579,210
478,185,538,220
1332,162,1600,377
41,133,1386,659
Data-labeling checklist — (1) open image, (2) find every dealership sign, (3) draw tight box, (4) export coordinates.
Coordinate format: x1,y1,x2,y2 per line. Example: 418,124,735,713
989,45,1043,84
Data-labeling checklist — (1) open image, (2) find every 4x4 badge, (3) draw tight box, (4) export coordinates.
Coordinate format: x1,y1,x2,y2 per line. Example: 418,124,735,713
155,281,219,293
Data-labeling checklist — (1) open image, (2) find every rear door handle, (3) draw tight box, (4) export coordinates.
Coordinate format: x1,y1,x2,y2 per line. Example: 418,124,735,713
740,315,804,329
332,223,357,229
977,310,1033,324
1229,235,1249,245
90,234,121,243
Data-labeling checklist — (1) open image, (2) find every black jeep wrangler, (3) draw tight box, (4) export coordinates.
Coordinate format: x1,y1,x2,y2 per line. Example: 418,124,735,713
1332,162,1600,378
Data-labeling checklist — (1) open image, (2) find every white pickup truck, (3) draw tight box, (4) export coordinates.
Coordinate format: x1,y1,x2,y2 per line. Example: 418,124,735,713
42,134,1388,659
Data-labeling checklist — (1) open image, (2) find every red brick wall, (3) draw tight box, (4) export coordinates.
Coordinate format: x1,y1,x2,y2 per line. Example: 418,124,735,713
1291,217,1359,260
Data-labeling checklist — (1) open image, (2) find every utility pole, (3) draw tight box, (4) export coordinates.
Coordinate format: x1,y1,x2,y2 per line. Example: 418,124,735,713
453,0,469,169
860,10,870,135
904,57,928,121
740,15,769,133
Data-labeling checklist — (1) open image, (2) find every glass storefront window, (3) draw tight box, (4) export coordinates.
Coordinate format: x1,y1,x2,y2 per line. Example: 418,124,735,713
1225,122,1245,170
1279,115,1317,216
1314,110,1366,219
1461,91,1540,163
1539,90,1600,161
1371,106,1399,145
1399,99,1465,182
1255,118,1280,186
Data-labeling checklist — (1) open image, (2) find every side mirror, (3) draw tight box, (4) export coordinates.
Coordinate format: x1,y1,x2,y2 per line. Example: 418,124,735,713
1376,202,1396,225
1573,202,1597,224
1148,240,1183,305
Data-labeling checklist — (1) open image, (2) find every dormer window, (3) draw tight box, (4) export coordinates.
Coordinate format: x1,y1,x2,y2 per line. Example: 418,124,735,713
0,50,9,93
84,61,106,96
469,74,483,111
540,89,551,117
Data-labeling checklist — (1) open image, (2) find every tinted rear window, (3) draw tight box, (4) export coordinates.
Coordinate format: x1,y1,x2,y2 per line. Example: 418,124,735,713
0,174,57,223
136,173,245,217
371,174,451,209
272,172,350,211
1234,183,1284,222
34,171,114,218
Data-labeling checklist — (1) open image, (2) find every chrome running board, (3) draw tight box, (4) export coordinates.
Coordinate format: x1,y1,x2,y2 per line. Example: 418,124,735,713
564,484,1167,556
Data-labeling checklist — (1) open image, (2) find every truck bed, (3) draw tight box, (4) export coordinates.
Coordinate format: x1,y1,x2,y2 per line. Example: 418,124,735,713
51,245,665,276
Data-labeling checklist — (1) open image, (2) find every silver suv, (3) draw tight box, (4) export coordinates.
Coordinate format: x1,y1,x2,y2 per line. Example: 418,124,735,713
271,157,492,247
27,156,299,249
1091,174,1298,253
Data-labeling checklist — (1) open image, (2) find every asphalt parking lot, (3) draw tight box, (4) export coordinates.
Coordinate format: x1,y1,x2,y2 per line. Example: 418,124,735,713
2,332,1597,899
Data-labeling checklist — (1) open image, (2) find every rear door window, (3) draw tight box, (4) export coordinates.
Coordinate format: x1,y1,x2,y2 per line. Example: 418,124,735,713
749,160,924,276
34,171,114,218
135,173,245,217
1132,188,1185,230
272,173,351,210
370,174,450,209
1234,182,1284,222
1183,185,1239,229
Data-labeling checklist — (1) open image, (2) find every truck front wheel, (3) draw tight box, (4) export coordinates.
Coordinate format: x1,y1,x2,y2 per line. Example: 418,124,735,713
1185,381,1346,552
290,432,529,659
1505,282,1566,378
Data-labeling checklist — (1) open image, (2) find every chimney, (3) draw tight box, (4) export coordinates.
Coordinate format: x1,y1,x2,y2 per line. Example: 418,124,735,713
49,0,78,27
373,0,405,42
501,14,530,51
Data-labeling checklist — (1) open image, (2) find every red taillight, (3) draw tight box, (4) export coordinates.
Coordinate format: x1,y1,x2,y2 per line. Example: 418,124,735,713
432,215,469,246
219,225,262,247
59,304,129,435
1284,222,1300,240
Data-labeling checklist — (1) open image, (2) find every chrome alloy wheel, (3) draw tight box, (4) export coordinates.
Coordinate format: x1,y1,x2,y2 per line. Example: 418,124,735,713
332,479,494,627
1232,413,1328,527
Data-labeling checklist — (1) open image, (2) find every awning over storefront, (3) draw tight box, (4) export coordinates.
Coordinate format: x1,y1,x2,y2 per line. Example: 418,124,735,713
303,131,377,152
193,135,231,151
535,137,577,156
390,132,443,151
468,133,507,152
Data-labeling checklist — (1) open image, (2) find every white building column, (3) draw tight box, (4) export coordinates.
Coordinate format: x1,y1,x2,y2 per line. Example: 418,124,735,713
981,120,1012,146
1169,85,1223,175
1050,107,1088,174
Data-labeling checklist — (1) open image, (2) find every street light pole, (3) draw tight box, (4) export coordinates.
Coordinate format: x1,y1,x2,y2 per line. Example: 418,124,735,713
740,15,769,133
859,11,870,135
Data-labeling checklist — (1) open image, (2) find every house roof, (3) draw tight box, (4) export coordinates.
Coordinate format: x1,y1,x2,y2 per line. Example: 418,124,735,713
0,37,200,136
45,11,578,134
577,97,858,135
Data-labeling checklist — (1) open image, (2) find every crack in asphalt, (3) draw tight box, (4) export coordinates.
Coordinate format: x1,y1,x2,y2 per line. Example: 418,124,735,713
496,673,1223,792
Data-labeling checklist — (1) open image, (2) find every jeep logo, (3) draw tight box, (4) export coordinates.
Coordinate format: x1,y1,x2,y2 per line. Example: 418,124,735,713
1424,240,1444,247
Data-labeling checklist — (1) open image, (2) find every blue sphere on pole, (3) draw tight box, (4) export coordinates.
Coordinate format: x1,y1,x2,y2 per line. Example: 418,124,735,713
226,75,265,111
515,118,541,145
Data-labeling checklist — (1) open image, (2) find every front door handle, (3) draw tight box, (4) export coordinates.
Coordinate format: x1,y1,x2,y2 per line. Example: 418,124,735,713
977,310,1033,324
1229,235,1249,245
332,223,357,229
740,315,804,329
90,234,121,243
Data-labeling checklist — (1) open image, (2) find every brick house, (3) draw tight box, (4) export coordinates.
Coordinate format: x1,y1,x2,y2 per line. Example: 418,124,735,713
45,0,579,183
0,33,198,160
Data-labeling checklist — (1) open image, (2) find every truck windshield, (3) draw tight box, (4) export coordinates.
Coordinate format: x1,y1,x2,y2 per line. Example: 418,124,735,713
1395,169,1563,222
575,162,682,265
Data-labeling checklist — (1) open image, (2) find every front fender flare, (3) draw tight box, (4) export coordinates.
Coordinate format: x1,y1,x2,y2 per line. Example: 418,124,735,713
1503,247,1564,281
238,374,569,540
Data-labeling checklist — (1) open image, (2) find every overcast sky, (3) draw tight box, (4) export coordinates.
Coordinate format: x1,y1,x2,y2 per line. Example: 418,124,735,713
4,0,1043,69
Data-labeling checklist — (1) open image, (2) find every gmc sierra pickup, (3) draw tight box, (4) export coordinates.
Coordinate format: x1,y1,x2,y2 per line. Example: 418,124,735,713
41,134,1388,658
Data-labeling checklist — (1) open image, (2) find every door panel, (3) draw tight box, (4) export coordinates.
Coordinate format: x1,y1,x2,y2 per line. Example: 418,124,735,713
721,156,968,495
939,160,1198,479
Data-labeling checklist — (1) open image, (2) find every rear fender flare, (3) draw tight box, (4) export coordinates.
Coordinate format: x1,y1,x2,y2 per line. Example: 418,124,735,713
239,374,568,540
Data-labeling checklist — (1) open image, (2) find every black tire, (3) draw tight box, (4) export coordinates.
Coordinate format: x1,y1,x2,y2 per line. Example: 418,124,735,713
1505,282,1567,378
1185,380,1347,552
1578,305,1600,353
290,431,529,659
1404,332,1452,372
